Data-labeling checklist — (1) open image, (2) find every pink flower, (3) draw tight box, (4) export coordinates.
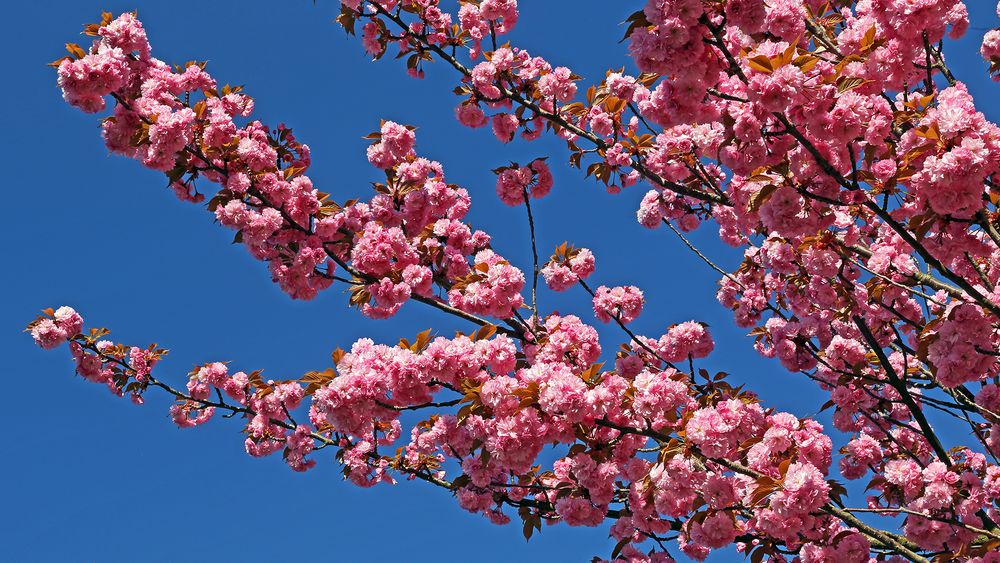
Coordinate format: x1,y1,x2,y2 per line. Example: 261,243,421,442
764,0,805,41
536,362,593,422
57,45,130,113
685,399,765,459
748,64,806,113
659,321,714,361
541,247,595,291
524,314,601,370
53,306,84,337
927,303,998,387
366,121,416,169
774,461,830,513
98,12,150,58
632,369,689,424
491,113,519,143
479,0,519,33
284,425,317,472
885,459,924,499
144,108,196,171
555,496,605,526
983,30,1000,80
592,285,644,324
448,250,525,318
31,319,69,350
839,433,884,480
913,137,989,218
455,103,488,128
604,143,632,168
689,510,740,549
726,0,766,34
649,456,703,517
362,22,383,57
494,159,553,206
351,223,419,277
537,66,577,102
169,401,215,428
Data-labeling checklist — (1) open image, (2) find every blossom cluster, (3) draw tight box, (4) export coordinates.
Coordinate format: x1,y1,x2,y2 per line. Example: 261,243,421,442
43,3,1000,561
31,305,871,561
55,15,538,322
338,0,1000,525
327,0,1000,558
493,158,553,206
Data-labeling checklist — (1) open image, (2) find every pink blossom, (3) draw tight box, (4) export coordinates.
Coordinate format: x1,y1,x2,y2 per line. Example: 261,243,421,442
366,121,416,169
524,314,601,370
541,247,595,291
659,321,714,362
456,103,488,128
538,66,577,102
685,399,765,459
57,46,130,113
984,30,1000,81
592,285,644,324
491,113,519,143
31,319,69,350
448,250,525,318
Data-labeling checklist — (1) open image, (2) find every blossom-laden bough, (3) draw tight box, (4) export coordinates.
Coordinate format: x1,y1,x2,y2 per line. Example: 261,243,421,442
31,1,1000,561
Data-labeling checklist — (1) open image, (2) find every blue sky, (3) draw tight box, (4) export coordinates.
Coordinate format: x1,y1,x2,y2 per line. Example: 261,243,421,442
4,1,1000,561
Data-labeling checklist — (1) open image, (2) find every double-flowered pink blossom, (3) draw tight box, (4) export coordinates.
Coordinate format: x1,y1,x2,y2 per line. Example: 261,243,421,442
592,285,644,324
45,5,1000,560
541,246,595,292
494,159,553,206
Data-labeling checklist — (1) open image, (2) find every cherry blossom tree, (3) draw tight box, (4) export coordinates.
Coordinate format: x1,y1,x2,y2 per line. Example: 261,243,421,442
30,1,1000,560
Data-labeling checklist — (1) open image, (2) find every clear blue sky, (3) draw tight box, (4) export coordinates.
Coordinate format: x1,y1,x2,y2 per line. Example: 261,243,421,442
4,2,999,561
